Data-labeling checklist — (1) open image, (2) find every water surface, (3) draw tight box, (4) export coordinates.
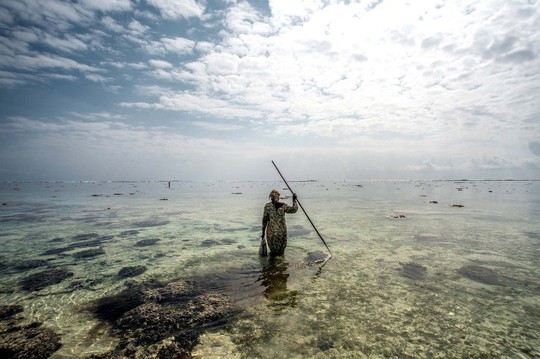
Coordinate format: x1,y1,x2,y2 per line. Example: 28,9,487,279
1,180,539,358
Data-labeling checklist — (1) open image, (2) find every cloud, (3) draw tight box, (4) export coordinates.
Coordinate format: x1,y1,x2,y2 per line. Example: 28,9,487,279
474,155,516,170
85,74,110,83
0,0,94,30
529,140,540,157
143,37,195,55
83,0,132,12
2,53,101,72
191,121,244,131
146,0,206,19
149,59,173,69
101,16,126,32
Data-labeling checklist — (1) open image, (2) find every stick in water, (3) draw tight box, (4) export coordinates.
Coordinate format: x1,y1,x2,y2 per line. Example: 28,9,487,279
271,160,332,257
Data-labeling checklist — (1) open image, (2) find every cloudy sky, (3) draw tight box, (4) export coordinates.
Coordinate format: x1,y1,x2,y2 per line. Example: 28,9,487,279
0,0,539,181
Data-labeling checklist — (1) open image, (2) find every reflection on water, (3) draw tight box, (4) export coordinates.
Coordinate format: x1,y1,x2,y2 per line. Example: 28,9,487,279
257,256,299,310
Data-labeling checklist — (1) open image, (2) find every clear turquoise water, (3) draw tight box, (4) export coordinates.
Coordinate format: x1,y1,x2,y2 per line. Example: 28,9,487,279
1,180,539,358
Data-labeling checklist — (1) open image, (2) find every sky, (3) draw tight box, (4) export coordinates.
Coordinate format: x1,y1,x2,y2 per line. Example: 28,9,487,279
0,0,539,181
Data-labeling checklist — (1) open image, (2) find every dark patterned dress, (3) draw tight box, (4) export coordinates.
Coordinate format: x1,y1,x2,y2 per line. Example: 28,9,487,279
262,200,298,257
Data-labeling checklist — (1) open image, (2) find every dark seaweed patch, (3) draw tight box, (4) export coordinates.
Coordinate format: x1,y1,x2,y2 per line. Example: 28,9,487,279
20,269,74,291
14,260,49,271
134,238,160,247
132,220,169,228
41,247,71,256
201,239,218,247
289,225,312,237
118,266,147,278
399,262,427,280
221,238,237,245
73,233,100,241
73,248,105,259
120,230,140,237
0,305,23,320
524,232,540,241
458,265,500,285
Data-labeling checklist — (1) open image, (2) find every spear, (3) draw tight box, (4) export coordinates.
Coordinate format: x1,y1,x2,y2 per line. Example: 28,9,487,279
272,160,332,257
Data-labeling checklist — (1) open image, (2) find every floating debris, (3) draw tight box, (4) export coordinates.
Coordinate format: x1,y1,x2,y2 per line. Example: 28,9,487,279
387,214,408,219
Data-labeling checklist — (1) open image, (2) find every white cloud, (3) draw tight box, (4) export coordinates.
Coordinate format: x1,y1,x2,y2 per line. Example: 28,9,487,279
142,37,195,55
128,19,150,35
85,74,110,83
83,0,132,12
149,59,173,69
191,121,244,131
146,0,205,19
101,16,125,32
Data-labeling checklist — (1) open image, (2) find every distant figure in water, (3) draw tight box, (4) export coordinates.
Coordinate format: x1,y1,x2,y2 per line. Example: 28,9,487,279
261,189,298,257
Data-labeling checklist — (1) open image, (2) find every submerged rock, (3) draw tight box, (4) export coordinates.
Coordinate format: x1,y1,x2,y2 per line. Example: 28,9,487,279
20,269,74,291
399,262,427,280
0,322,62,358
458,265,500,285
118,266,147,278
303,251,329,264
0,305,23,320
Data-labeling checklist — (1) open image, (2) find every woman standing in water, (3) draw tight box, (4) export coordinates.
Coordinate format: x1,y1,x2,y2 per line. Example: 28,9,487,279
261,189,298,257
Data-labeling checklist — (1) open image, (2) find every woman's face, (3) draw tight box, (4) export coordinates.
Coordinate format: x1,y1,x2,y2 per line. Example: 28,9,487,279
271,191,280,201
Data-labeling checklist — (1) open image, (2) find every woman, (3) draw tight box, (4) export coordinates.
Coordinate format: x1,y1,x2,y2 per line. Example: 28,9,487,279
261,189,298,257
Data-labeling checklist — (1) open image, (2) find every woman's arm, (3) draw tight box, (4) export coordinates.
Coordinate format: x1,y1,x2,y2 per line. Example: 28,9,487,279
284,194,298,213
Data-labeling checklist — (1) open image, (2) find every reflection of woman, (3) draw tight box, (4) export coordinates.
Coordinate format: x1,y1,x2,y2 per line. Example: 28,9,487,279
259,257,298,309
261,189,298,257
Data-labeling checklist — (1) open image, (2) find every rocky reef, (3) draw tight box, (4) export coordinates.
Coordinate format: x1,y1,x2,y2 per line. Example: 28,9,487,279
87,277,236,358
0,305,62,358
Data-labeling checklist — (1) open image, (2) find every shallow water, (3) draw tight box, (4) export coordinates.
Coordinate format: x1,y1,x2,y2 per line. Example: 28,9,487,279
1,180,539,358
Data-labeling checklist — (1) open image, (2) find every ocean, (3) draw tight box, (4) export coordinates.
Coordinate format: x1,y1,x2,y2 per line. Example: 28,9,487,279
1,179,539,358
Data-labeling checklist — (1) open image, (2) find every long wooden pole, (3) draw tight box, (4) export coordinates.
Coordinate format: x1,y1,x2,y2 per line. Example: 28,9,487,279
272,160,332,257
